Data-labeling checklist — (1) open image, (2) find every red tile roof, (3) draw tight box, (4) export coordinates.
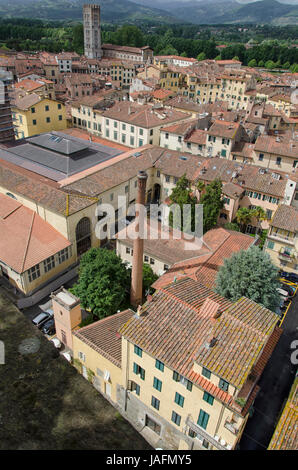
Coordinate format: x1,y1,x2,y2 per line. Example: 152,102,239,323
0,193,70,273
74,309,133,368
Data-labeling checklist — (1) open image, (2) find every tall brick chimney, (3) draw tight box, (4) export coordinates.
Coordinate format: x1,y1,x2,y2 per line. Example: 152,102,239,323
130,170,148,307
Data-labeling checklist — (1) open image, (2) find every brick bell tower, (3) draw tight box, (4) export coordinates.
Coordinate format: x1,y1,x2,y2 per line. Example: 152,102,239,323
130,170,148,307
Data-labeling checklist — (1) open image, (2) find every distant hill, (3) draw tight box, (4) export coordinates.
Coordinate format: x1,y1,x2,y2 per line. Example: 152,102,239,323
134,0,298,24
0,0,180,23
0,0,297,24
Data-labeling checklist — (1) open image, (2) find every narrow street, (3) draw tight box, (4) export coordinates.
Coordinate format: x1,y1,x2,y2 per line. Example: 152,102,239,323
239,293,298,450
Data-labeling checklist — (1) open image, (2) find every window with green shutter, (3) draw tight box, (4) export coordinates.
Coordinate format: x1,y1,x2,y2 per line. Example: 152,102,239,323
153,377,162,392
155,359,164,372
202,367,211,379
171,411,181,426
151,396,160,410
219,378,229,392
174,392,184,408
197,410,209,430
267,240,275,250
173,371,180,382
203,391,214,405
133,362,145,380
134,345,142,357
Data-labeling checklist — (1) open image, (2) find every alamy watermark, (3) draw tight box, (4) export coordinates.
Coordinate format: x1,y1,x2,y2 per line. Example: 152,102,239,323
0,340,4,365
94,197,204,251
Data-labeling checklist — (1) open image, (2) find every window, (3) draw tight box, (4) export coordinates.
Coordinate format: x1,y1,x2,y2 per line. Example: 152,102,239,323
202,367,211,379
139,139,143,147
165,175,170,183
174,392,184,408
276,157,282,165
122,123,126,131
219,378,229,392
31,107,35,114
43,256,55,273
165,133,169,140
114,131,118,140
144,255,149,262
131,126,135,133
151,396,160,410
133,362,145,380
150,258,155,265
164,264,169,271
126,247,130,255
139,128,143,136
156,170,160,178
45,105,49,112
28,264,40,282
58,103,62,110
130,136,134,146
58,247,69,264
203,391,214,405
32,119,37,125
267,240,275,250
221,149,227,157
197,410,209,430
110,193,114,201
153,377,162,392
171,411,181,426
58,115,62,121
122,134,126,143
155,359,164,372
134,345,142,357
46,117,51,123
106,119,109,125
114,121,117,128
78,351,85,362
145,415,161,435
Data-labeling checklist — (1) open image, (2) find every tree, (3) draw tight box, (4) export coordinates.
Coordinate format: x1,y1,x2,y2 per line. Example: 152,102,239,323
224,222,240,232
200,179,224,233
197,51,206,61
215,246,280,311
252,206,267,233
248,58,257,67
258,60,264,67
232,56,240,61
196,181,205,198
143,264,158,296
169,174,198,234
236,207,253,233
70,248,131,319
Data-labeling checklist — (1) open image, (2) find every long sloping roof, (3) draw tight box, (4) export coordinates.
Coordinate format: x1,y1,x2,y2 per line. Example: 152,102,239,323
73,309,133,368
268,375,298,450
0,193,70,273
120,277,278,390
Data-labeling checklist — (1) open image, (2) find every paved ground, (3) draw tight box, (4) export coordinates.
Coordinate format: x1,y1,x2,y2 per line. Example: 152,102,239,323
239,292,298,450
0,288,151,450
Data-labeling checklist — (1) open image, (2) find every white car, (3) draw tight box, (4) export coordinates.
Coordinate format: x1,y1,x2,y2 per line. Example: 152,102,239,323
50,338,61,349
277,288,289,301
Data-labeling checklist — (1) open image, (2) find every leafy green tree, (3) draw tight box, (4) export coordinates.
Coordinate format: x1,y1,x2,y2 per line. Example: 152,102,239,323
265,60,275,69
70,248,131,319
252,206,267,233
197,51,206,61
236,207,254,233
143,264,158,295
282,61,291,69
200,179,224,233
224,222,240,232
215,246,280,311
169,174,198,234
232,56,240,61
248,58,257,67
258,60,265,67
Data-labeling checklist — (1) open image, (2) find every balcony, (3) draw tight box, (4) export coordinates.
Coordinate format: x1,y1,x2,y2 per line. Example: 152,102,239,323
278,249,296,261
268,233,295,245
224,419,240,435
186,417,228,450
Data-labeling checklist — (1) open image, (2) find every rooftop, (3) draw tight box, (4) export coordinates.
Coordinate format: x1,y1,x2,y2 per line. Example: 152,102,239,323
101,102,191,128
0,193,70,273
73,310,133,368
0,132,123,181
270,204,298,233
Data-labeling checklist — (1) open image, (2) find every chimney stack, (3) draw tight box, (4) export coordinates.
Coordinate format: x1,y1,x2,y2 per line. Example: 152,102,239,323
130,170,148,307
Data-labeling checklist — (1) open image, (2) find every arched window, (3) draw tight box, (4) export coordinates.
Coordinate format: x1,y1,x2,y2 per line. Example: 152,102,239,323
76,217,91,256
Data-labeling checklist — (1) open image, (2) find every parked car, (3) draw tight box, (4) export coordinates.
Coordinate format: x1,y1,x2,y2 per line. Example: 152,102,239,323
280,271,298,284
277,287,289,301
32,311,52,329
41,318,56,335
279,283,296,298
50,338,61,349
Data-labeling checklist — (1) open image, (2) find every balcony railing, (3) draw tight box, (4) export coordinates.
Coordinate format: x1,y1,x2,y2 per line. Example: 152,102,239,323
186,417,228,450
224,419,240,435
268,233,295,245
